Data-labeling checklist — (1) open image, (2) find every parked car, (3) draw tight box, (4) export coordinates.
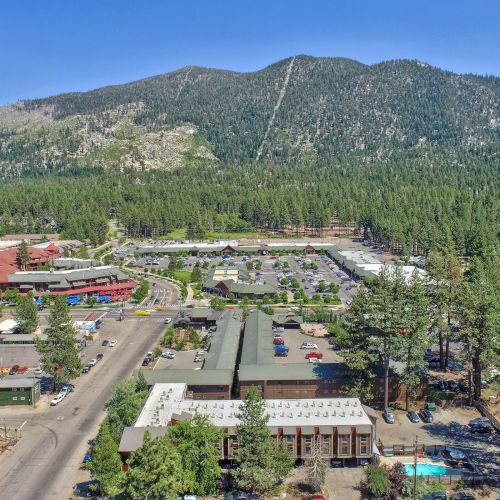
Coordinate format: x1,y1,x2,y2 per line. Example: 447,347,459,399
274,345,289,357
34,368,44,377
88,358,97,367
301,342,318,349
470,422,493,434
161,351,175,359
9,365,20,375
423,492,447,500
83,453,92,464
447,381,459,392
163,317,172,324
383,407,395,424
82,364,91,373
438,380,447,391
308,357,322,364
469,417,490,426
305,352,323,359
50,393,66,406
450,491,475,500
141,358,151,366
458,380,468,393
273,337,285,345
420,409,434,423
407,411,420,423
96,353,104,361
101,340,109,346
194,355,203,362
60,384,73,394
109,340,117,347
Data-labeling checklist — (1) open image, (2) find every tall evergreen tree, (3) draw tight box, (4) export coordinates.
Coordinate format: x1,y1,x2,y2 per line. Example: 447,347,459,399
16,240,30,271
233,386,294,495
35,296,82,390
14,293,39,334
87,420,124,497
123,431,187,500
169,414,223,496
455,256,499,402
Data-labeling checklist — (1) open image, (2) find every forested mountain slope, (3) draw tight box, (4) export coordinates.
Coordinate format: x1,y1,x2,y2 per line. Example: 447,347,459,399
0,55,498,174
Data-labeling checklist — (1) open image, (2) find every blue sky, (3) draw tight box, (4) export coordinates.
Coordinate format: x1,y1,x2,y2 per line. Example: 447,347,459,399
1,0,499,105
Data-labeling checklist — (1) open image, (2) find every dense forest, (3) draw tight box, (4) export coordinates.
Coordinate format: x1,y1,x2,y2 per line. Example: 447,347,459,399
0,56,498,256
0,149,497,257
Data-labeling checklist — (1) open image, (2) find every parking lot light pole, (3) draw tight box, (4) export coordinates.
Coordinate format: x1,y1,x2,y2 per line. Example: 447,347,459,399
413,435,418,499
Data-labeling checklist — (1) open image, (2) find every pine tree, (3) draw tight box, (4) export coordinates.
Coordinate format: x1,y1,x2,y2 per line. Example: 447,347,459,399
398,270,431,410
35,296,82,390
87,420,124,496
168,414,223,495
233,386,294,495
105,378,148,444
455,256,499,402
14,293,39,334
16,240,30,271
123,431,187,500
343,266,408,408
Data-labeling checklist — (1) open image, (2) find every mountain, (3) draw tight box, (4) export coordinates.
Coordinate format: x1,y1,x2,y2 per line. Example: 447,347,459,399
0,55,499,175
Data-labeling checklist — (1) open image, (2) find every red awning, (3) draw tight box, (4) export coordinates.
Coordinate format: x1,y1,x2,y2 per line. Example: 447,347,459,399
47,279,137,296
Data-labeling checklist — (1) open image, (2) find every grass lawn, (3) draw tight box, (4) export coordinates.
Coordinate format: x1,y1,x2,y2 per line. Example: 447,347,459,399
172,270,192,284
162,228,262,241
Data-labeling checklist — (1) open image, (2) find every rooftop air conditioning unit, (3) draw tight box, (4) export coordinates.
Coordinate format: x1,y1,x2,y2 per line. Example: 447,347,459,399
324,412,329,417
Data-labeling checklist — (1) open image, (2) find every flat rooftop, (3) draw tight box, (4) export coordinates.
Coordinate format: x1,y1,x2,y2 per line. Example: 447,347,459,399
135,383,372,429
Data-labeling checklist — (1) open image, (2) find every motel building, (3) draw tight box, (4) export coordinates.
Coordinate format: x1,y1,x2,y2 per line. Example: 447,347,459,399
119,383,375,464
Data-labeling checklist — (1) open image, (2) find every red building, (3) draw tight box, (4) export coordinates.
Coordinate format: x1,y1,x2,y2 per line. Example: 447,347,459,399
0,246,61,291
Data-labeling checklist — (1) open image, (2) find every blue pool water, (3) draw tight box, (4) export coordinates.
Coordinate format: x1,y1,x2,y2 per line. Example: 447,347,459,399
404,463,447,476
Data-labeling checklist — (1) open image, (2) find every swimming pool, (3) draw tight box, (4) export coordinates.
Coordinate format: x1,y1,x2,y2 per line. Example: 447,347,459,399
404,463,447,476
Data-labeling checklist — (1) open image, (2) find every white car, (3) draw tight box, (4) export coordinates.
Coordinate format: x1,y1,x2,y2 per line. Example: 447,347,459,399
34,368,44,377
50,393,66,406
161,351,175,359
163,317,172,324
301,342,318,349
109,340,117,347
308,357,322,364
88,358,97,366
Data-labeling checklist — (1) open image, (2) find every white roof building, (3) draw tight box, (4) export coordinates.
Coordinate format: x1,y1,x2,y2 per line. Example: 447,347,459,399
135,383,372,430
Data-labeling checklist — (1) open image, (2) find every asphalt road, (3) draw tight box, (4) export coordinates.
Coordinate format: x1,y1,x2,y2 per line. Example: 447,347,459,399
0,315,166,500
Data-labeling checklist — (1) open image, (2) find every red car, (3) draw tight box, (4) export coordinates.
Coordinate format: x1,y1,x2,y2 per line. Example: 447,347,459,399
272,337,285,345
305,352,323,359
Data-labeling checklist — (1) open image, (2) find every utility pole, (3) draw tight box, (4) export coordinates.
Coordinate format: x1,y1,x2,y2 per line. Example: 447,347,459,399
413,435,418,499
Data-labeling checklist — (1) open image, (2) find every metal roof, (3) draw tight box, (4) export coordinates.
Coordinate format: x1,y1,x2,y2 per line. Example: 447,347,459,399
136,368,234,386
0,378,40,389
240,310,275,366
118,426,169,453
203,309,242,371
239,362,344,381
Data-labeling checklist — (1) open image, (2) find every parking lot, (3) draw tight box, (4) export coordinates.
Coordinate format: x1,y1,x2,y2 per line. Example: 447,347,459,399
153,347,205,370
274,328,342,364
376,406,500,478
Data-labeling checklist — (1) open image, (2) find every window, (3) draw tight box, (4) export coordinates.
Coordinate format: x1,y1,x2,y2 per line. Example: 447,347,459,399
20,397,26,401
12,397,18,401
320,434,332,456
284,435,295,453
230,436,239,458
359,434,370,456
338,434,350,456
302,434,314,457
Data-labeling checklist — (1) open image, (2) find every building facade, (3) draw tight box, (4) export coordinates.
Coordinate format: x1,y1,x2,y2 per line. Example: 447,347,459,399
118,383,375,463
